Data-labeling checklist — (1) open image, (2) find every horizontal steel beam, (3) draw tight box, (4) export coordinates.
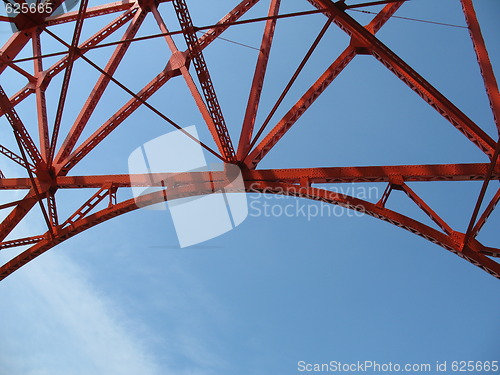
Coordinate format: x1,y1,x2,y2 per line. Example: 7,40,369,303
0,163,497,190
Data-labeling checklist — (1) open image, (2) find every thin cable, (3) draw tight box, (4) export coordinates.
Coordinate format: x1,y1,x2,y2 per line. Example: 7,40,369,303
349,9,468,29
247,17,332,156
196,31,259,51
345,0,411,10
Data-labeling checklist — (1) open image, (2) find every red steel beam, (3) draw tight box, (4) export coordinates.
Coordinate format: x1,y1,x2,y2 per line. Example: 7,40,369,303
237,0,281,160
1,163,498,190
57,0,259,174
61,184,111,227
245,2,402,168
470,187,500,239
0,144,36,171
306,0,496,157
481,246,500,258
464,139,500,245
248,18,332,156
0,32,32,74
461,0,500,134
0,86,34,117
45,7,139,84
172,0,236,161
0,85,43,167
47,191,59,227
44,0,136,26
54,6,147,164
32,28,50,161
246,47,356,168
49,0,90,163
0,192,38,242
400,183,454,235
0,53,35,82
0,235,45,250
152,5,227,162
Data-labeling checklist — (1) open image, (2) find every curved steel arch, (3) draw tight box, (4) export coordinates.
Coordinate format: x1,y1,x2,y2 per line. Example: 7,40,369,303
0,0,499,280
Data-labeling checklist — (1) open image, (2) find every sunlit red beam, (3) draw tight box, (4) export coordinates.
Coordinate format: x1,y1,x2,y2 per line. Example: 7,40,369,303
401,183,453,235
49,0,90,163
173,0,235,161
32,29,50,160
1,163,497,190
44,0,136,26
237,0,281,160
461,0,500,134
0,86,43,167
0,192,38,242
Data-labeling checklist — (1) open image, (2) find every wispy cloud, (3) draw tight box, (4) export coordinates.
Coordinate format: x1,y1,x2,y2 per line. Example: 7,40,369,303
1,252,163,375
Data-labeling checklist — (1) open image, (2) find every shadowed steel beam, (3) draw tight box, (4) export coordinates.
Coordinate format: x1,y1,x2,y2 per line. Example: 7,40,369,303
464,138,500,245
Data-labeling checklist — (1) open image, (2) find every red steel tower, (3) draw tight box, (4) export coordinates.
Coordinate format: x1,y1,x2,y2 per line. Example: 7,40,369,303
0,0,499,280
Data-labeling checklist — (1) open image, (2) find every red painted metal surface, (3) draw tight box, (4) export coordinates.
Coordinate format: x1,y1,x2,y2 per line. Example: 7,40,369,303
0,0,499,281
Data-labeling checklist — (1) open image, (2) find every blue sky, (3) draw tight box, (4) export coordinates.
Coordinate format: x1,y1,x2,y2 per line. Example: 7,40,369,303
0,0,499,374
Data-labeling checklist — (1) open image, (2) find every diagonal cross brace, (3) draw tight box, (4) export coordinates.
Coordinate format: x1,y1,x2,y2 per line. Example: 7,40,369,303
172,0,236,162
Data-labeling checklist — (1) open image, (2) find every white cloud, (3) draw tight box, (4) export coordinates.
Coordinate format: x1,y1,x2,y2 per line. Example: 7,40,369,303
0,252,163,375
